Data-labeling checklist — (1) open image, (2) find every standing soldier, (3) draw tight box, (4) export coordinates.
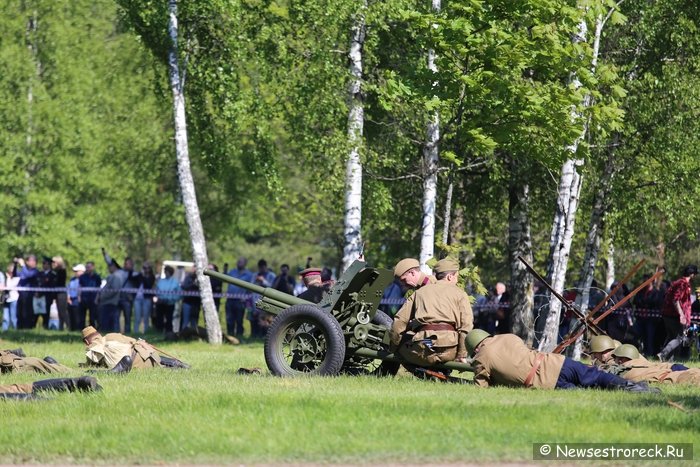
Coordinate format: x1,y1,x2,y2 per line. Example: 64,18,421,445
393,258,436,295
657,265,697,361
390,257,473,366
297,268,325,304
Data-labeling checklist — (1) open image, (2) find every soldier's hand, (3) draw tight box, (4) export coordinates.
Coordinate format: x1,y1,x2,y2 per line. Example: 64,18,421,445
455,356,468,364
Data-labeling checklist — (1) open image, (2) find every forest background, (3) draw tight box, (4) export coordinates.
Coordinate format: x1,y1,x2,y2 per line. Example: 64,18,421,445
2,0,700,347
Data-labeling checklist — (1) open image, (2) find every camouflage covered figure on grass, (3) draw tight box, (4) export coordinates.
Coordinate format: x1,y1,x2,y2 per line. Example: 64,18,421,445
0,376,102,400
466,330,658,393
607,344,700,386
0,348,71,374
82,326,189,370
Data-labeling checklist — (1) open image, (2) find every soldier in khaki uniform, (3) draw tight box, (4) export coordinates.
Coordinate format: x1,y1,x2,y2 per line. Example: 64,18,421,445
0,376,101,399
0,349,71,374
609,344,700,386
393,258,437,294
390,257,473,366
466,329,657,392
297,267,326,304
589,334,617,366
82,326,189,371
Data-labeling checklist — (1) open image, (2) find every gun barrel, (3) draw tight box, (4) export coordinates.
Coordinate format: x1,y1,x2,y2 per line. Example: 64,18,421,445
204,268,310,308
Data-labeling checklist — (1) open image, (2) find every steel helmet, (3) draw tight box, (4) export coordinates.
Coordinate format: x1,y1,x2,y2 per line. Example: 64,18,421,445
465,329,491,356
589,335,615,353
612,339,622,349
612,344,640,360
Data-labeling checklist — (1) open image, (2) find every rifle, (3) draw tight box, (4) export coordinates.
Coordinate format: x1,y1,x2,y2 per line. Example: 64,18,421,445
553,268,665,352
517,256,605,336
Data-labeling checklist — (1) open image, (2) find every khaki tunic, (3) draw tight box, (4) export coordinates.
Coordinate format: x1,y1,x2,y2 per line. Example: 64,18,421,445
0,383,34,394
473,334,565,389
85,333,161,369
0,350,70,374
619,358,700,385
391,280,473,365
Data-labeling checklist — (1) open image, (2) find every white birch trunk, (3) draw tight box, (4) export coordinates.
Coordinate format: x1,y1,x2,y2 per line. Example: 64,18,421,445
570,147,616,359
606,242,615,291
341,5,366,273
21,10,38,238
167,0,221,344
419,0,441,273
539,8,598,352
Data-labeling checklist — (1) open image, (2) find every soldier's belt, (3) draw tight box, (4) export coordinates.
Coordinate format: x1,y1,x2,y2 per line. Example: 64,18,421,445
524,353,546,387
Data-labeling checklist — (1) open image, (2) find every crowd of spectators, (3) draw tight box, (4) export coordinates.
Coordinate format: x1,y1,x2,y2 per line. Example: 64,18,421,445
0,251,334,341
1,252,698,358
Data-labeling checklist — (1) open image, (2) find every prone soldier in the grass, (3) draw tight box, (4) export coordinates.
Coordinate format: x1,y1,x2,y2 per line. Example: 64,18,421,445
0,348,72,374
0,376,101,400
466,329,658,392
81,326,189,372
605,343,700,386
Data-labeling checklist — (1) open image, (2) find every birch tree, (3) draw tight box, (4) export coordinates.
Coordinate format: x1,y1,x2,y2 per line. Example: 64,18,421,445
342,3,367,273
539,5,598,352
167,0,221,343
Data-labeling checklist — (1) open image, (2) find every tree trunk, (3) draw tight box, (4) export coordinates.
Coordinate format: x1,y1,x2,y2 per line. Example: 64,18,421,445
508,156,534,345
341,5,366,273
441,171,453,245
21,9,39,238
167,0,221,344
419,0,441,272
606,242,616,290
539,8,598,352
570,146,617,359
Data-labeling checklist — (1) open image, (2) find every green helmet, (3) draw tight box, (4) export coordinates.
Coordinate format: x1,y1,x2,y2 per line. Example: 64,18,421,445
465,329,491,356
612,339,622,349
612,344,640,360
589,335,615,353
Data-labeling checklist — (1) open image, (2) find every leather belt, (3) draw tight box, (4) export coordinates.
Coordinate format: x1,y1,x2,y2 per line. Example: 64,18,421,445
419,323,456,332
657,370,672,381
524,353,546,387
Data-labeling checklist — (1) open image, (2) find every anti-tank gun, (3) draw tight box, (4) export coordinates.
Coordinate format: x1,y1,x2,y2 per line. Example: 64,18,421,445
205,260,474,377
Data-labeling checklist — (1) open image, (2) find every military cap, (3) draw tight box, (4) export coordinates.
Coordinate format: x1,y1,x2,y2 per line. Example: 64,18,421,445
42,255,53,264
300,267,322,278
465,329,491,356
394,258,420,277
82,326,101,342
612,344,640,360
434,257,460,274
589,335,615,353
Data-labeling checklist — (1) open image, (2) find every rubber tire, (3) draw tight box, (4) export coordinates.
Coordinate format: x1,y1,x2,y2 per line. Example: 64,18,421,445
264,304,346,377
372,309,393,328
368,309,400,377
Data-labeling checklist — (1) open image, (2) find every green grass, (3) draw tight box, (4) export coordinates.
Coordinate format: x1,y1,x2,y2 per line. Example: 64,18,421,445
1,329,699,464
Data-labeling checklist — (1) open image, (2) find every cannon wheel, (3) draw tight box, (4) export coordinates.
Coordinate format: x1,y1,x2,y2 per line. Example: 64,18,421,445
264,304,346,376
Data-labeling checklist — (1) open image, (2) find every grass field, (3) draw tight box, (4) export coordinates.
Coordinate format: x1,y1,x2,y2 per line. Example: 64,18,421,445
1,329,699,465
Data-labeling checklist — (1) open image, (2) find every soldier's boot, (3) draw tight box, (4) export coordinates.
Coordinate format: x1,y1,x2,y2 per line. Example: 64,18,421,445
615,380,661,394
43,356,59,365
109,356,133,374
160,356,190,369
5,348,26,357
31,376,102,393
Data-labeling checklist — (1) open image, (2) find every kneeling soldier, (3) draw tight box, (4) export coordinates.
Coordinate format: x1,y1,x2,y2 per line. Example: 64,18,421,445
466,330,657,392
390,257,473,366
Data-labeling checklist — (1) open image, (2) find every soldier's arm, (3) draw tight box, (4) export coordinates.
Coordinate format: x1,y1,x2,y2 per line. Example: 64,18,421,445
473,362,490,388
389,295,414,350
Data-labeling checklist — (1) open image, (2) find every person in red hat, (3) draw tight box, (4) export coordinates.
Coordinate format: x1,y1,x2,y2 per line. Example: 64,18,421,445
297,267,326,304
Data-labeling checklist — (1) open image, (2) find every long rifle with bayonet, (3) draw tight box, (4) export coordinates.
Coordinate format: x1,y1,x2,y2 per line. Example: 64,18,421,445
517,256,664,354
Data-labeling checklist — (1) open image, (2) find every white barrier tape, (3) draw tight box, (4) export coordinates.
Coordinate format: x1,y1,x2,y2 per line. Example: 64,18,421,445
3,285,698,318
